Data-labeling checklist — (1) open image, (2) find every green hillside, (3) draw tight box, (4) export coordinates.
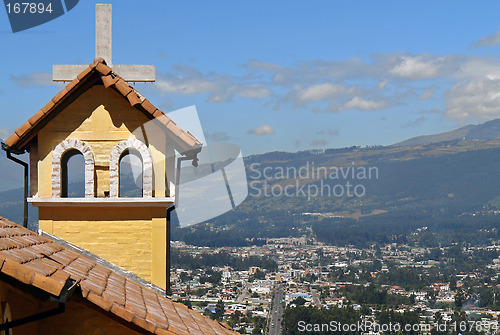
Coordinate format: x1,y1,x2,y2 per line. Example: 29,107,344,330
172,139,500,247
3,139,500,248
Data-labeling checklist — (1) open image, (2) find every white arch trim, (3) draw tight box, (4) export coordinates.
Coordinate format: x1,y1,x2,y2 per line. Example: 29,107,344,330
52,139,95,198
109,138,153,198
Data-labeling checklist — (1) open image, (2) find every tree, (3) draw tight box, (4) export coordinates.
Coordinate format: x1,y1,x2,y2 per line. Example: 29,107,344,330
290,297,307,306
480,288,493,308
450,276,457,290
409,294,416,305
215,299,225,320
455,290,465,310
252,325,262,334
360,304,371,315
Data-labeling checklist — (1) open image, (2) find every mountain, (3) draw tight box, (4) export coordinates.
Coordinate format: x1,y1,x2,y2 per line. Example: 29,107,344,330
173,138,500,248
4,120,500,247
394,119,500,146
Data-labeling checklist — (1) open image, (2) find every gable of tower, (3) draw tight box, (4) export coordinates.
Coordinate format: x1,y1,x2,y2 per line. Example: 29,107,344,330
4,58,201,199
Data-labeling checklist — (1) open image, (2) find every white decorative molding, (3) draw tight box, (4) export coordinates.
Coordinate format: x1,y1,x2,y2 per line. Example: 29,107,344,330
28,197,173,207
52,139,95,198
109,138,153,198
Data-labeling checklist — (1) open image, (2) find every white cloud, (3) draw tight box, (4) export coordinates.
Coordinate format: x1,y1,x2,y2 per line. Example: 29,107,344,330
455,57,500,79
11,72,52,87
471,30,500,47
445,77,500,122
236,85,272,98
389,55,445,79
248,125,275,135
295,83,351,102
339,97,388,112
155,52,500,124
156,76,219,95
155,69,271,103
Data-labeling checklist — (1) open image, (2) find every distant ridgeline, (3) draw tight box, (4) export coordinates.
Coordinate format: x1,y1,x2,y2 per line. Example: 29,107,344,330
3,139,500,247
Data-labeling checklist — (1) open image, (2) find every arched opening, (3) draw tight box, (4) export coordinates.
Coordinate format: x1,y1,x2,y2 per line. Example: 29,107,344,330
61,149,85,198
109,138,152,198
119,149,143,197
52,139,95,198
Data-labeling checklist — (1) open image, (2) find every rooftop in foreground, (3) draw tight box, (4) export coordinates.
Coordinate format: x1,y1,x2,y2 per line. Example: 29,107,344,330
0,216,236,335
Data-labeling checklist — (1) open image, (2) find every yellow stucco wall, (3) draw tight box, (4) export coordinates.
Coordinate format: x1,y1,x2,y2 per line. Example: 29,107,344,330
29,84,180,289
0,280,140,335
35,85,175,198
39,206,167,289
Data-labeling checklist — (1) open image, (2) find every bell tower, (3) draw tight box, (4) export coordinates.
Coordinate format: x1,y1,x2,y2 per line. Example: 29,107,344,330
2,5,201,290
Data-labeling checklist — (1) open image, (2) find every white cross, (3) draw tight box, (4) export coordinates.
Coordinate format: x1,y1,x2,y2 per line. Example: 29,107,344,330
52,4,155,82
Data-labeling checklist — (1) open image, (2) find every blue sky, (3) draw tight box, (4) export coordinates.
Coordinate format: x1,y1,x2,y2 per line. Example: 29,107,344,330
2,1,500,155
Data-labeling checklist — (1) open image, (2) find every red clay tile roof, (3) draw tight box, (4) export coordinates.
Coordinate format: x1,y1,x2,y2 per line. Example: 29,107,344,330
4,58,202,155
0,217,236,335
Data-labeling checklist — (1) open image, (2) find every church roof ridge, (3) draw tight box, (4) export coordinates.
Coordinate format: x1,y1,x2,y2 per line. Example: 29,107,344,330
4,58,202,155
0,216,236,335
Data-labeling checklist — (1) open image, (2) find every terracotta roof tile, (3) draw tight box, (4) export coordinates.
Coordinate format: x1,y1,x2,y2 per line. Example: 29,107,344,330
22,259,57,276
49,249,79,266
81,286,90,298
40,100,55,115
37,258,63,271
101,74,119,88
51,269,71,282
131,315,157,334
0,217,237,334
14,121,31,138
114,78,133,97
159,300,190,332
4,59,202,155
63,266,89,281
127,90,142,106
1,249,32,263
88,291,113,311
103,287,126,306
179,132,197,148
151,108,164,119
3,133,18,148
32,272,65,296
0,228,12,238
1,259,35,285
51,88,69,104
166,121,183,137
64,77,80,92
81,279,105,296
29,242,63,256
141,99,158,115
0,238,20,251
110,303,134,322
155,327,177,335
95,62,112,76
76,66,92,80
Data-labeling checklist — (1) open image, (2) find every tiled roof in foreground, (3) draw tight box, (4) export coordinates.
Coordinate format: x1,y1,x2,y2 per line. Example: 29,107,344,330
0,217,236,335
4,58,202,155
